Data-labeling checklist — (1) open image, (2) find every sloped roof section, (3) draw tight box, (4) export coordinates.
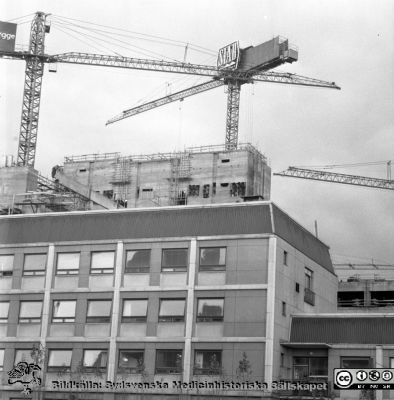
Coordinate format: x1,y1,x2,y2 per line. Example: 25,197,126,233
272,204,334,273
0,203,272,242
290,316,394,344
0,202,332,272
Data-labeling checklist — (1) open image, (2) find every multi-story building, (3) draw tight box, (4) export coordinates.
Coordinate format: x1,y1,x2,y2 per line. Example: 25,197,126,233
54,143,271,208
0,201,337,399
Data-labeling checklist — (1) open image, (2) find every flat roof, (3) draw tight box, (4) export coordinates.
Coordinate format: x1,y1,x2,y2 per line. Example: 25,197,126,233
0,201,333,273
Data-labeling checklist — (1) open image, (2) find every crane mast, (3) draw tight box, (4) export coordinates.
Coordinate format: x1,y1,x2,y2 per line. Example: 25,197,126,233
17,12,49,167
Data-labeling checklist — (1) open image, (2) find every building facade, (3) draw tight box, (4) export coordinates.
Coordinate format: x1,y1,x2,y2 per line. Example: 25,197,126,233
55,143,271,208
0,202,337,399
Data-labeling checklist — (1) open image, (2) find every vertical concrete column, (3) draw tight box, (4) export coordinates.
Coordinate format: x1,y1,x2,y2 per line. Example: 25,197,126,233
107,241,124,381
264,236,277,387
376,345,383,400
183,238,197,382
41,244,55,345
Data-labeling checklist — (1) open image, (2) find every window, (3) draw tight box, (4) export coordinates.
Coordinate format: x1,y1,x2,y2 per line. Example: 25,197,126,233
0,302,9,322
203,184,210,198
341,357,371,369
230,182,246,197
82,350,108,372
293,357,328,379
221,159,230,163
19,301,42,323
125,250,150,273
194,350,222,375
199,247,226,271
23,254,46,276
197,298,224,322
52,300,76,323
90,251,115,274
0,255,13,277
47,350,72,372
155,350,182,374
212,183,216,195
390,358,394,368
0,349,4,371
86,300,112,323
188,185,200,197
283,251,288,266
282,301,286,316
280,353,285,367
295,282,300,293
56,253,80,275
159,299,185,322
305,268,313,290
161,249,188,272
304,268,315,306
118,350,145,374
122,300,148,322
15,349,34,364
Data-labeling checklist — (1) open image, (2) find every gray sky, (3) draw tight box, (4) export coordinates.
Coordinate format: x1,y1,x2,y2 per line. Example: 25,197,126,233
1,0,393,267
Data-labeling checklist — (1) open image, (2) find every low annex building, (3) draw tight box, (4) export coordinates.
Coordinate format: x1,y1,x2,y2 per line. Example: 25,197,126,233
0,201,337,399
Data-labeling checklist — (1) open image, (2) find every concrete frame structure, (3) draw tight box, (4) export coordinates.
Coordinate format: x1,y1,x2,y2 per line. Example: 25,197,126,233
0,202,337,399
56,143,271,208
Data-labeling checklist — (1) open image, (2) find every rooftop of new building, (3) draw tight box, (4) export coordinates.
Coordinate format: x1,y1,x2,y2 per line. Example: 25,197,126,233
62,142,268,164
0,201,334,274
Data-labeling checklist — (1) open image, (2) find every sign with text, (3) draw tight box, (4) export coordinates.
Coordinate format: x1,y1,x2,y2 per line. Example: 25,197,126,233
334,368,394,390
217,41,240,70
0,21,17,52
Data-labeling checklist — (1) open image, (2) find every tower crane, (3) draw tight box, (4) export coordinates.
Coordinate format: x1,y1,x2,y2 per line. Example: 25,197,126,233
1,11,340,168
274,162,394,191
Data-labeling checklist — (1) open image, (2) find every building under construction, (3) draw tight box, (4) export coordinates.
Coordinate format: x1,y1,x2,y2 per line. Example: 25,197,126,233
54,143,271,209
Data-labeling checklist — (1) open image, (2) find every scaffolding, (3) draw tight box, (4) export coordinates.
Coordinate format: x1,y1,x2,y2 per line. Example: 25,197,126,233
111,158,132,203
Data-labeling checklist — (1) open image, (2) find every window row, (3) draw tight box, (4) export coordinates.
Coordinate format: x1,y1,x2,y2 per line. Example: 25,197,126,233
1,348,223,375
0,247,227,277
0,298,225,324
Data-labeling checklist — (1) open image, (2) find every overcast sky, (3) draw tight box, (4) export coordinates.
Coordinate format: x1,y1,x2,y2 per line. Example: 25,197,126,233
1,0,393,268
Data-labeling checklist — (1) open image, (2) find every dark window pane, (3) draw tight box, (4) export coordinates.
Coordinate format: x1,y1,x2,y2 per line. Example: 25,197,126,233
293,357,309,365
293,365,309,380
118,350,144,373
197,299,224,322
162,249,188,272
194,350,222,375
125,250,150,273
342,358,371,369
305,268,313,289
199,248,226,271
310,358,328,376
155,350,182,374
